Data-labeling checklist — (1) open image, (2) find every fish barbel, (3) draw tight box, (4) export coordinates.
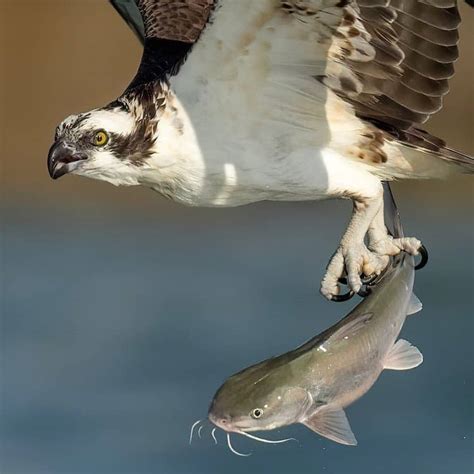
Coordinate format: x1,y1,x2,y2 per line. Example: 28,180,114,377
208,252,423,449
207,189,423,450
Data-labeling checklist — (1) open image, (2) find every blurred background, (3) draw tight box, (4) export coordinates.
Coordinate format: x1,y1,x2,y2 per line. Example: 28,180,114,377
1,1,473,473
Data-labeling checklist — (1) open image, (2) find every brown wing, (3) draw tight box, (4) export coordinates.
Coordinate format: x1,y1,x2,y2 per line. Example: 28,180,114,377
353,0,473,164
112,0,472,166
114,0,215,90
111,0,214,44
293,0,471,165
346,0,460,131
137,0,214,43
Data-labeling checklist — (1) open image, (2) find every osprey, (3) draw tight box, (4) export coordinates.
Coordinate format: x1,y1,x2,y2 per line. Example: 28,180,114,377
48,0,473,300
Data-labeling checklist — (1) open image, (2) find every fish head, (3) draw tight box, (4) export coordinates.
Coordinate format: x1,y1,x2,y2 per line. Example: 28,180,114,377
208,362,312,433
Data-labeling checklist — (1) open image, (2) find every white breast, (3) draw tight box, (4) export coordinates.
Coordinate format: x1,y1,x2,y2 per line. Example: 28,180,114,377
164,0,375,206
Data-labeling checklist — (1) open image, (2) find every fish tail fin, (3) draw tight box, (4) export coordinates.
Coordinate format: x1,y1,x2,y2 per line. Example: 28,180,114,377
383,182,404,239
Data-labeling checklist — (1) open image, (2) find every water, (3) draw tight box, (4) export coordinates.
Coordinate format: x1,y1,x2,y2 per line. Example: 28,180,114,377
1,197,473,474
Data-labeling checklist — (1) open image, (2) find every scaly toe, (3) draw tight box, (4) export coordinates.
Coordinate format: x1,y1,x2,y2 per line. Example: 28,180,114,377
396,237,422,255
369,236,422,257
320,250,345,300
321,244,383,299
345,252,364,293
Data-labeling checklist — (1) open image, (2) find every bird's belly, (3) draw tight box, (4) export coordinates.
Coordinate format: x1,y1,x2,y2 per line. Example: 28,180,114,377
168,142,382,208
171,146,335,207
170,71,382,207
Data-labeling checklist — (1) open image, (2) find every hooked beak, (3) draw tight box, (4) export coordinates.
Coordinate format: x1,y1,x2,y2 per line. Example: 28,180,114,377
47,141,87,179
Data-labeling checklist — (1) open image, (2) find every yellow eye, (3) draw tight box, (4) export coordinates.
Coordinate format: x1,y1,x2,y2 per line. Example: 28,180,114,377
93,130,108,146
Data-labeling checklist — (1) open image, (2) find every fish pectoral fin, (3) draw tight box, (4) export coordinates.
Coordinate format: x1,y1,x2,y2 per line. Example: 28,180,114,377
384,339,423,370
302,407,357,446
407,293,423,316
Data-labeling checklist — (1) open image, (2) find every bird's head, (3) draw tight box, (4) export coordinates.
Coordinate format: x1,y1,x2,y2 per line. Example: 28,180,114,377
47,85,177,187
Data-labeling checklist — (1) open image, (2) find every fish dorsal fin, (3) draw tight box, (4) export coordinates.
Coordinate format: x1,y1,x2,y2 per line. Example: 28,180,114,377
302,407,357,446
407,293,423,316
384,339,423,370
329,312,373,343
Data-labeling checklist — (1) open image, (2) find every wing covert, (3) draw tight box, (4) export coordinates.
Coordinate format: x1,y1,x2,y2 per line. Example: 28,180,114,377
137,0,214,43
281,0,468,157
109,0,215,90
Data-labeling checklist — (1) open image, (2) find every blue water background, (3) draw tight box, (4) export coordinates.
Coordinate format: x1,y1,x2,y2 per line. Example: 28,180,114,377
1,194,473,474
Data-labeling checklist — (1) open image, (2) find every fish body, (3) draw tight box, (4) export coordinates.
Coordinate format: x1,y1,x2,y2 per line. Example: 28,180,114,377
208,252,423,446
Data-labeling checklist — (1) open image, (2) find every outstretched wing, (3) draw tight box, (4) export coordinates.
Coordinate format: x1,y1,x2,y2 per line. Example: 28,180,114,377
278,1,470,163
110,0,214,88
111,0,472,168
110,0,145,43
318,1,465,155
328,1,461,130
110,0,214,44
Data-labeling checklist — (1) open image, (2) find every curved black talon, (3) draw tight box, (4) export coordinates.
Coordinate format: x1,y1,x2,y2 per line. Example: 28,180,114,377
332,245,425,303
332,283,372,301
357,286,372,298
362,273,378,286
414,244,428,270
335,273,376,302
331,290,354,302
338,273,377,286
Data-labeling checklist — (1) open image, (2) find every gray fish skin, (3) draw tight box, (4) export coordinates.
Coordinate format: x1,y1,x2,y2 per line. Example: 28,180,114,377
208,254,423,446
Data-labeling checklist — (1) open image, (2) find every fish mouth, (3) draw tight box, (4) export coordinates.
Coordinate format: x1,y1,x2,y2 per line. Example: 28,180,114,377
204,415,297,457
208,413,263,434
208,413,236,432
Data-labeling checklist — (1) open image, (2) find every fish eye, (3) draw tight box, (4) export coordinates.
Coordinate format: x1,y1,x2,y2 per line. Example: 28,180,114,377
92,130,109,147
251,408,263,419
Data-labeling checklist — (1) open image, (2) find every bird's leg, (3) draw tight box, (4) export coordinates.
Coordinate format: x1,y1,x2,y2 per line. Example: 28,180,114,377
321,189,388,300
367,204,422,260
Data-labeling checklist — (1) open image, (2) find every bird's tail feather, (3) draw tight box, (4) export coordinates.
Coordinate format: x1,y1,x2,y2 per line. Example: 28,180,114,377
380,125,474,179
441,146,474,172
403,127,474,173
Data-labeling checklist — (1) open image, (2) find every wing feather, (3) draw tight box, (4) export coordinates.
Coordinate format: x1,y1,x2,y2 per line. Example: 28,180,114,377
110,0,215,89
137,0,214,43
294,0,471,166
110,0,145,43
109,0,472,169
